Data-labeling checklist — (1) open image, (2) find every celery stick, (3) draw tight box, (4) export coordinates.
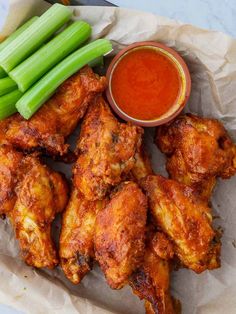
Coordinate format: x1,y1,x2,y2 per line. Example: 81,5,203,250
0,4,72,72
0,17,38,52
0,89,22,119
10,21,91,92
0,77,17,96
0,68,6,78
0,16,38,77
16,39,112,119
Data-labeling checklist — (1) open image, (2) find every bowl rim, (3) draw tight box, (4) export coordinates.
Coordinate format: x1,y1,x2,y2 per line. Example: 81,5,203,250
106,41,191,127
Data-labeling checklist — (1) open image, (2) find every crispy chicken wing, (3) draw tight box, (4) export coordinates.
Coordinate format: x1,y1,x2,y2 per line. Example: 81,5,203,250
131,144,153,182
94,181,147,289
9,155,68,269
0,145,23,216
130,231,179,314
151,231,174,261
128,146,178,313
156,114,236,201
60,188,104,284
0,66,106,156
73,96,143,200
141,175,221,273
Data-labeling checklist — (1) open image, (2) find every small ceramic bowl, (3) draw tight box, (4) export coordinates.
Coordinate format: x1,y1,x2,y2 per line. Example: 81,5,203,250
106,41,191,127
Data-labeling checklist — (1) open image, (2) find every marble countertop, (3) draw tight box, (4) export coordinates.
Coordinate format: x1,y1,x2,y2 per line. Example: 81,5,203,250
112,0,235,38
0,0,235,313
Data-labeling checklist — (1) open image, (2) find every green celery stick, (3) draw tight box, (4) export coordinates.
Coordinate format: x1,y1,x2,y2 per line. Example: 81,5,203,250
0,16,38,77
0,68,6,78
0,17,38,52
16,39,112,119
0,4,72,72
0,89,22,119
9,21,91,92
0,77,17,96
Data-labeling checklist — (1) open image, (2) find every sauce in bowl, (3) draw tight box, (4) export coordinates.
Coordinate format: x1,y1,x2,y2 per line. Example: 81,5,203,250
111,48,181,121
106,42,191,127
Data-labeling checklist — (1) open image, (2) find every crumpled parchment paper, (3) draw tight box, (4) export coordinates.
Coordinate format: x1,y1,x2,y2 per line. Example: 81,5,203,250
1,1,236,313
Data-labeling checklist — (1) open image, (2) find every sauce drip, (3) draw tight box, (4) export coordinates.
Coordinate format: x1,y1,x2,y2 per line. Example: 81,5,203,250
111,48,182,121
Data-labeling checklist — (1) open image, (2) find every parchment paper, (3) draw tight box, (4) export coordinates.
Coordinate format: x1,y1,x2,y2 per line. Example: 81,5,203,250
1,1,236,313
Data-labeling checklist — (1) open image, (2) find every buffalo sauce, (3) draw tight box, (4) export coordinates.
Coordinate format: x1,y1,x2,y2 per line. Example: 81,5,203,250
111,47,182,121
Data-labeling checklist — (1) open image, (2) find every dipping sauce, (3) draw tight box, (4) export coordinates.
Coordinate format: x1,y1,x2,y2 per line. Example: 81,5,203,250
110,47,182,121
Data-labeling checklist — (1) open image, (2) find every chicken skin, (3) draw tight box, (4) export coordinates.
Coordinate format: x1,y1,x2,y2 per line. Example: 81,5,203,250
73,96,143,201
0,66,106,156
130,231,179,314
141,175,221,273
156,114,236,201
9,155,68,269
0,145,23,216
131,144,153,182
60,188,104,284
94,181,147,289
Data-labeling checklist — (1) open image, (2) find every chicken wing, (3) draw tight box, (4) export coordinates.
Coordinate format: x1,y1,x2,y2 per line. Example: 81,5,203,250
60,188,104,284
156,114,236,201
94,181,147,289
141,175,221,273
9,155,68,269
0,145,23,216
73,96,143,200
131,144,153,182
130,231,179,314
1,66,106,156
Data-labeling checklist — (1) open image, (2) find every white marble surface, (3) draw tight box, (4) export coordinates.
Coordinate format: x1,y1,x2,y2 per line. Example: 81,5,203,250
0,0,235,313
0,0,8,32
112,0,236,37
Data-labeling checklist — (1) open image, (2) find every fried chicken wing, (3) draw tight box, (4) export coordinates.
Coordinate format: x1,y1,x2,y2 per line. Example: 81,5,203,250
0,66,106,156
156,114,236,200
0,145,23,216
9,156,68,269
94,181,147,289
141,175,221,273
151,231,174,261
60,188,104,284
73,96,143,200
131,144,153,181
130,231,179,314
